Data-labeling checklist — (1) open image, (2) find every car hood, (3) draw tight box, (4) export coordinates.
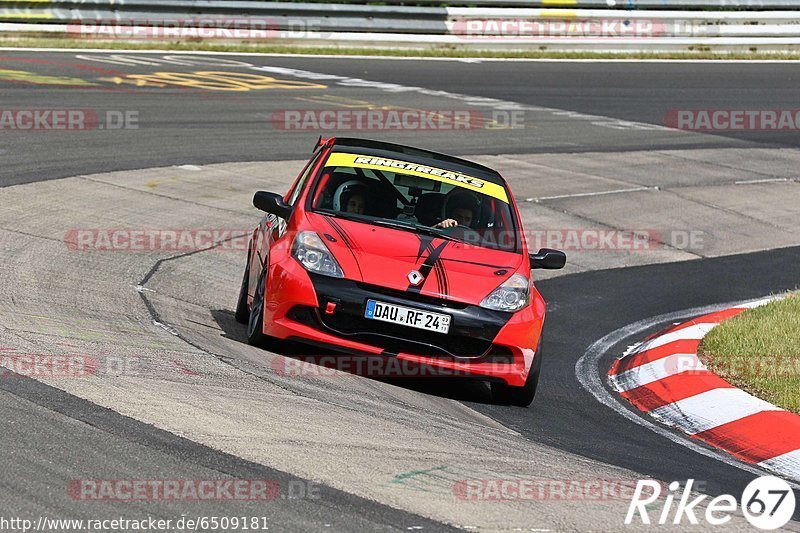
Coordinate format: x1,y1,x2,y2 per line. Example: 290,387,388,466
310,214,524,304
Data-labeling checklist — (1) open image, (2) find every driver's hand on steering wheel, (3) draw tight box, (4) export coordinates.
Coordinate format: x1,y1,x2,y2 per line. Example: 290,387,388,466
433,218,458,229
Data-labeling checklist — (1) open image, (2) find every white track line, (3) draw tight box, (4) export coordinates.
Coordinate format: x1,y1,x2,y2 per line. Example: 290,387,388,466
735,296,782,308
1,47,800,63
529,186,656,202
251,64,672,132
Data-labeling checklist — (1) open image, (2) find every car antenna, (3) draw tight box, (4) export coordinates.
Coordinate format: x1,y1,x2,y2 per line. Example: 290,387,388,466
314,136,331,152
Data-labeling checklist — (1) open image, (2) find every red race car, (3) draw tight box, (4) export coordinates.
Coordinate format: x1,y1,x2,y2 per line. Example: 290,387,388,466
236,138,565,406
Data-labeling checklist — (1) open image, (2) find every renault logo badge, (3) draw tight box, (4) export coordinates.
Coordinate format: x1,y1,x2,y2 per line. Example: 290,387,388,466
407,270,424,286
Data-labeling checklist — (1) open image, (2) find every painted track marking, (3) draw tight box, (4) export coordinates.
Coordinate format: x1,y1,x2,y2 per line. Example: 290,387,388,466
575,298,800,490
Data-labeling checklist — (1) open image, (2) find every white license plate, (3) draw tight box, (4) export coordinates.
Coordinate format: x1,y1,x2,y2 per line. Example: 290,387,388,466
364,300,451,334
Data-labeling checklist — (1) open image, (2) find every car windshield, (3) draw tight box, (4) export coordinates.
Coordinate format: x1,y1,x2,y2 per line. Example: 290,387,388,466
310,152,519,252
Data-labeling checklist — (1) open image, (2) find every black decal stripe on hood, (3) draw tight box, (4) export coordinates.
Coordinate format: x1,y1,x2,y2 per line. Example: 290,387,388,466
410,234,440,292
327,217,359,252
434,258,450,297
322,216,362,278
432,261,444,296
416,234,433,261
407,240,449,294
441,257,515,270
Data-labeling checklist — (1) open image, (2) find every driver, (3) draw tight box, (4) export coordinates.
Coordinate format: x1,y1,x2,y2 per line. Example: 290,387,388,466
344,191,366,215
333,180,368,215
434,191,479,229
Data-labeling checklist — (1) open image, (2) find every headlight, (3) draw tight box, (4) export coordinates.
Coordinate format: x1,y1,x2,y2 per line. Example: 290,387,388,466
480,273,529,312
292,231,344,278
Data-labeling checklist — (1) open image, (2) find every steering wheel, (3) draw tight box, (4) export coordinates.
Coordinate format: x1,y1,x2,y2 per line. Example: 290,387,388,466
438,224,481,244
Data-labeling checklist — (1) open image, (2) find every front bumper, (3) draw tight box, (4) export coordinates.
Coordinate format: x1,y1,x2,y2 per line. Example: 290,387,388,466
263,257,544,386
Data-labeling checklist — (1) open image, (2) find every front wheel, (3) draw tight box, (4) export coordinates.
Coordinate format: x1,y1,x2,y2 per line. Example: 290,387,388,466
234,251,251,324
491,341,543,407
246,268,270,346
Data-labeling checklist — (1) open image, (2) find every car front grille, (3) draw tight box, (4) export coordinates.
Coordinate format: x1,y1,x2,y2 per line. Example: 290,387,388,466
288,305,514,362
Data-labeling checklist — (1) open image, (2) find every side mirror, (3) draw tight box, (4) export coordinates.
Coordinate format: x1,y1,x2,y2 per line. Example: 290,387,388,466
530,248,566,270
253,191,292,220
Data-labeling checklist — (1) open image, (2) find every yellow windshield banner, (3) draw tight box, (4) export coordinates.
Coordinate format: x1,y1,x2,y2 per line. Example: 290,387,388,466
326,152,509,203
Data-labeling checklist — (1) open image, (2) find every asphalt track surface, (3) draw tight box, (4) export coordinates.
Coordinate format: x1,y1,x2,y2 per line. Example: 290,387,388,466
3,51,800,186
478,246,800,499
0,376,454,531
2,50,800,530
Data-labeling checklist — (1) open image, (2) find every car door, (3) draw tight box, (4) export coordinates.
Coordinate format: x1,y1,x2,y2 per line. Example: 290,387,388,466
248,149,323,295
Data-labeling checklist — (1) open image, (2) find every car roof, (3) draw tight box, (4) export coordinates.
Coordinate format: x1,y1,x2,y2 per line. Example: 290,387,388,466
328,137,506,186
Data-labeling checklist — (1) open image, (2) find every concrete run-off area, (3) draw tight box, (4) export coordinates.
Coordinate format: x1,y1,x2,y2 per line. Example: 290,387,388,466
0,144,798,529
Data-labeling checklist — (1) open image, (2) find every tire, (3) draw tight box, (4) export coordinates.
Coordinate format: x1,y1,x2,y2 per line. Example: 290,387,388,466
246,268,270,346
491,340,543,407
234,251,251,324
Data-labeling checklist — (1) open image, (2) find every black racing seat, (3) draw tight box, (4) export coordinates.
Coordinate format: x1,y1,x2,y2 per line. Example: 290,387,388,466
414,192,446,226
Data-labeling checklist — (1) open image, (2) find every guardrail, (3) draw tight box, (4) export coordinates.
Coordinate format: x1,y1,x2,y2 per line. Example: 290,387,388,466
2,0,800,9
1,1,800,53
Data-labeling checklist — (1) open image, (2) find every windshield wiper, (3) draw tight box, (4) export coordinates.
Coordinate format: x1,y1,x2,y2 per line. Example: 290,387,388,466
370,219,459,242
321,211,459,242
322,210,369,224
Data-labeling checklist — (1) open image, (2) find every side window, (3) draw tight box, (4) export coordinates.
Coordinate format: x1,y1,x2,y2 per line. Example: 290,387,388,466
286,152,322,206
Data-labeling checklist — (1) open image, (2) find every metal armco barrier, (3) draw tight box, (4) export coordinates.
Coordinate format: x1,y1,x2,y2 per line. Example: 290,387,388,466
2,0,800,9
2,1,800,52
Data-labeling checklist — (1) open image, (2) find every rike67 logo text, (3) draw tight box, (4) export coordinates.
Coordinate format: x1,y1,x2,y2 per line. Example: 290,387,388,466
626,477,795,530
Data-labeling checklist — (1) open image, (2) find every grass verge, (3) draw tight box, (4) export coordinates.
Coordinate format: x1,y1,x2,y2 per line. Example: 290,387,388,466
699,294,800,413
2,37,800,60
